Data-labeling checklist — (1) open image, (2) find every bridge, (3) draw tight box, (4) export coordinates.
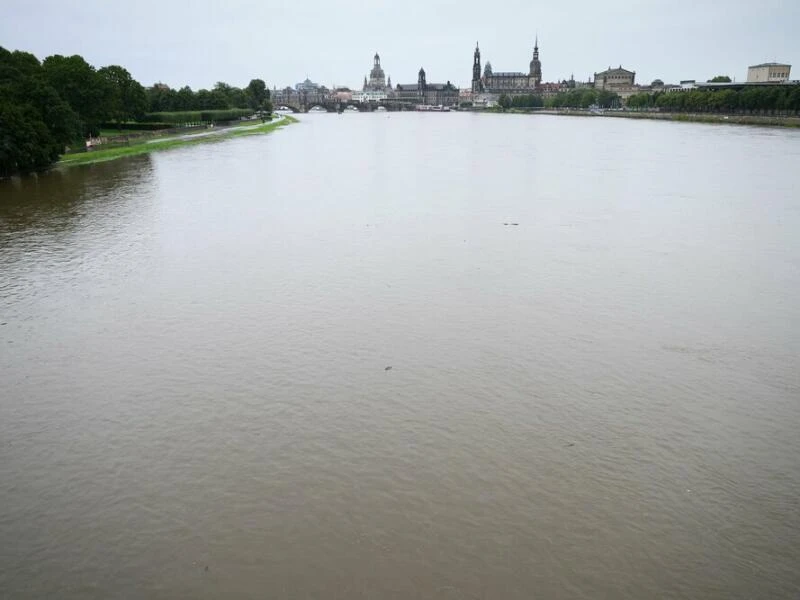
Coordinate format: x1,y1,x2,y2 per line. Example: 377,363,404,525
277,100,422,113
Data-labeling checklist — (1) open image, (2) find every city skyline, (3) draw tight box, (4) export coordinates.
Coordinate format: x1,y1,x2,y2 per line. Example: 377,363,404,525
2,0,798,91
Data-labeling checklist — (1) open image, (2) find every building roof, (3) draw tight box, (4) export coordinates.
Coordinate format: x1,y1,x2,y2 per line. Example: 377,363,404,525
696,80,799,89
395,83,455,91
596,66,635,76
491,71,527,77
749,62,791,68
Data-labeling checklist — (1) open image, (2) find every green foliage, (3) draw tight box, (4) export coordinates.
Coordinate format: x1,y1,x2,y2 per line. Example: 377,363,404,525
630,85,800,113
98,65,148,122
246,78,269,110
99,122,174,131
59,116,295,167
498,94,512,109
0,46,82,176
510,94,544,108
708,75,732,83
142,109,254,125
42,54,112,136
0,43,276,176
0,103,61,176
545,88,620,109
146,80,270,113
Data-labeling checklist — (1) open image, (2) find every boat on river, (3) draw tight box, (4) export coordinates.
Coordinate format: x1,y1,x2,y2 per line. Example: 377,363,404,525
415,104,450,112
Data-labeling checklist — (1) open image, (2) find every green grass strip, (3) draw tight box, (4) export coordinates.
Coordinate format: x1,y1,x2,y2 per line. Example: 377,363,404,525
58,116,297,167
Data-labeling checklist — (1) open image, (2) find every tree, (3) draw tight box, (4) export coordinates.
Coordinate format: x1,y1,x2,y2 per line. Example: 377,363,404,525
42,54,113,136
246,78,268,110
98,65,147,122
498,94,512,110
0,103,61,176
0,46,81,176
708,75,732,83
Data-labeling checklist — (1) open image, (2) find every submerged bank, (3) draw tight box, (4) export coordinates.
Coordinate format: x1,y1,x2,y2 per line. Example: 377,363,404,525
503,109,800,128
58,116,297,168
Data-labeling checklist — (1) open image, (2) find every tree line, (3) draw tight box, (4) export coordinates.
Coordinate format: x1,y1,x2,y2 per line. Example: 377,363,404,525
147,80,271,113
496,88,621,110
626,86,800,113
1,46,272,177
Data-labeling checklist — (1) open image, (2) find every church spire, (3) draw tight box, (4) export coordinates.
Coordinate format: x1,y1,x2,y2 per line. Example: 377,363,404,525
530,35,542,84
472,41,482,91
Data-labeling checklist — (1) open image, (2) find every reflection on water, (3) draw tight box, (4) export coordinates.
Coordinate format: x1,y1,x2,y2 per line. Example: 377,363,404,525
1,115,799,599
0,155,154,233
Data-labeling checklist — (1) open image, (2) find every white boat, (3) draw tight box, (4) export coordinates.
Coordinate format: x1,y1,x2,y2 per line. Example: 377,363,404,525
376,106,387,112
415,104,451,112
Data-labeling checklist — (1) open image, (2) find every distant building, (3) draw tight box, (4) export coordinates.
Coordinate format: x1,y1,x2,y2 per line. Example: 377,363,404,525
393,68,459,106
274,81,329,107
352,89,387,102
295,78,320,92
747,63,791,83
363,53,392,92
332,88,353,102
594,66,636,90
593,66,639,98
471,39,542,95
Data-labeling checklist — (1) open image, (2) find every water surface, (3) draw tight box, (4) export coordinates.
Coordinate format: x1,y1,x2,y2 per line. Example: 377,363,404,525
2,113,799,599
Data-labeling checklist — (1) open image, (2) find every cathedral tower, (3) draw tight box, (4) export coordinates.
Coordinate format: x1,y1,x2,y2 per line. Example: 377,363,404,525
529,36,542,86
472,42,483,93
367,52,386,90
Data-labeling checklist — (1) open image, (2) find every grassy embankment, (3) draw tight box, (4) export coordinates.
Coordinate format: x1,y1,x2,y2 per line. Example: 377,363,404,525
59,116,296,167
496,108,800,128
98,119,257,138
603,111,800,127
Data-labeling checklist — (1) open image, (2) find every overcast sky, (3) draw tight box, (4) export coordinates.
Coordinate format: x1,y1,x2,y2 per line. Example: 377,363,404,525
2,0,798,90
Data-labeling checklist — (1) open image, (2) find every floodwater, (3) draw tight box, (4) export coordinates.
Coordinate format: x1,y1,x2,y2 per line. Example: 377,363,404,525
1,113,799,599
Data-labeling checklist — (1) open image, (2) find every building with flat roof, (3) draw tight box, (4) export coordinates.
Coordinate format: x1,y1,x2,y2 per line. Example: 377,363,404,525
747,63,791,83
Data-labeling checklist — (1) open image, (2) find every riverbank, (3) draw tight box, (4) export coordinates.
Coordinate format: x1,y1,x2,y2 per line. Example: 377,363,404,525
513,109,800,128
57,115,297,167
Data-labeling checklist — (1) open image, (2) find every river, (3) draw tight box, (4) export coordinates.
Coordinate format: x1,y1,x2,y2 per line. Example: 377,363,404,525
1,112,799,599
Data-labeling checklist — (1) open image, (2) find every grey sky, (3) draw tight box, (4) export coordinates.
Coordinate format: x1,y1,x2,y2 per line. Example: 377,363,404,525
3,0,798,90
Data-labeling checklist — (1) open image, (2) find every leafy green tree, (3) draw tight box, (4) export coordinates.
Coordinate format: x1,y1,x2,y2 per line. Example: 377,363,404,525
42,54,112,136
246,78,268,110
0,46,81,176
708,75,732,83
510,94,543,108
0,103,61,176
98,65,147,122
175,86,194,110
498,94,512,110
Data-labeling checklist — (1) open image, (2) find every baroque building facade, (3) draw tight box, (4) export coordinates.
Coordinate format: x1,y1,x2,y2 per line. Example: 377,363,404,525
394,68,459,106
364,53,391,92
593,66,638,99
471,39,542,95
